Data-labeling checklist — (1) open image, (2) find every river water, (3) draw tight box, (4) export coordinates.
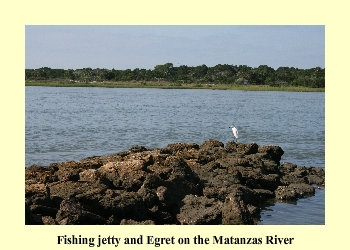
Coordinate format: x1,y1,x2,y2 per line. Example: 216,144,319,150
25,86,325,225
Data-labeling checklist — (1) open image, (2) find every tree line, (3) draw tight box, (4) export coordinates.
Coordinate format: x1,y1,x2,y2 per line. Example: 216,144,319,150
25,63,325,88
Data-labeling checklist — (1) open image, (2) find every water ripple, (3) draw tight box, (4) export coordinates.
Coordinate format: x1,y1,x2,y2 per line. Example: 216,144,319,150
26,87,325,225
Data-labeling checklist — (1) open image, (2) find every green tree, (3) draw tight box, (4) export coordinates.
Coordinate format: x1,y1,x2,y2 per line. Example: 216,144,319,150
64,69,75,80
206,64,236,83
173,65,190,83
24,64,325,88
153,63,174,81
192,64,209,82
81,68,94,82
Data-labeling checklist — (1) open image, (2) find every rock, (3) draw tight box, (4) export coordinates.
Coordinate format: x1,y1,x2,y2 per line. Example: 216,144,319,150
253,189,275,200
96,160,147,191
42,216,57,225
120,219,155,225
25,165,59,184
280,162,297,172
222,193,254,225
275,183,315,200
29,204,58,218
56,198,107,225
200,139,224,150
129,145,148,153
177,195,223,225
25,140,324,225
25,202,35,225
164,142,199,154
307,175,324,186
258,145,284,164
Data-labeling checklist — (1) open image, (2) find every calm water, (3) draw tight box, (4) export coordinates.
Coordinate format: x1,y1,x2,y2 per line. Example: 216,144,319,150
25,86,325,224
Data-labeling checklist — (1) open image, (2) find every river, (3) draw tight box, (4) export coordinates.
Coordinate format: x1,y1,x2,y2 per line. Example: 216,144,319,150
25,86,325,224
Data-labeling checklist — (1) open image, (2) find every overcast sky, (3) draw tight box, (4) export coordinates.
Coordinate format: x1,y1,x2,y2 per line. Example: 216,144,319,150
25,25,324,70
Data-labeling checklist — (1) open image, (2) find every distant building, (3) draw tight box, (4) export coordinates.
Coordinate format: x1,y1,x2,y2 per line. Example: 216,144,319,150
243,80,248,85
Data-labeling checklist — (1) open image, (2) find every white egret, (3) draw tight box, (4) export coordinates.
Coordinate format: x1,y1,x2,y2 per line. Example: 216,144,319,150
229,126,238,142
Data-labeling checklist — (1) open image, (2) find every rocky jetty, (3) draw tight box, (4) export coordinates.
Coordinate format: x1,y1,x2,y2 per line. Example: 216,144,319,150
25,140,325,225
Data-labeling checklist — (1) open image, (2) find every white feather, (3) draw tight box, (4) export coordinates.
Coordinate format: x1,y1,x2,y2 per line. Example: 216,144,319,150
229,125,239,139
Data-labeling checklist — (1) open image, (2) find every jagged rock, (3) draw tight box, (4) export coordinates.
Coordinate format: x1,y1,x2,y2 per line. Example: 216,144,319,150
258,145,284,164
42,216,57,225
25,140,324,225
56,198,107,225
177,195,223,225
275,183,315,200
222,192,254,225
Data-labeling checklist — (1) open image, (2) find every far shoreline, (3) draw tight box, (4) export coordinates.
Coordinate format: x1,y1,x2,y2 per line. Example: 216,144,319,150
25,81,325,92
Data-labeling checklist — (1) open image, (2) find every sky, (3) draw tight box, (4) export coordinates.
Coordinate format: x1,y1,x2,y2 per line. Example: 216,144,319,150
25,25,325,70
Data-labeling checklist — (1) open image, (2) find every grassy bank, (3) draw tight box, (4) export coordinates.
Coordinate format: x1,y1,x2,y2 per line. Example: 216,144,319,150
25,81,325,92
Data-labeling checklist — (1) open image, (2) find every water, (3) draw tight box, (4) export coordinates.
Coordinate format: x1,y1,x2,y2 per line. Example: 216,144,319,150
25,86,325,224
259,187,325,225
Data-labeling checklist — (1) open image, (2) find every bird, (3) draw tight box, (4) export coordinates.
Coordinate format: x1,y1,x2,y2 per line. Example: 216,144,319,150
229,125,238,142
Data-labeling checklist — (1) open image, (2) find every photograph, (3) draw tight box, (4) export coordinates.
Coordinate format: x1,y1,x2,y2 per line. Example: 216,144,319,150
25,25,325,226
3,1,349,249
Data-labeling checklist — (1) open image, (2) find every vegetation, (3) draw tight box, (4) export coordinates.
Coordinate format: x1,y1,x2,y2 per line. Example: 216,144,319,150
24,81,323,92
25,63,325,91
